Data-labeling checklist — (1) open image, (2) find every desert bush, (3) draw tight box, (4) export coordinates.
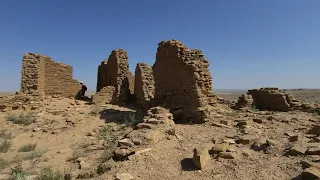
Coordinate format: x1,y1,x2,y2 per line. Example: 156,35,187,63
0,157,9,170
18,144,37,152
10,164,28,180
37,167,63,180
120,112,138,126
99,148,116,163
12,150,46,163
0,139,12,153
5,113,36,125
0,129,12,139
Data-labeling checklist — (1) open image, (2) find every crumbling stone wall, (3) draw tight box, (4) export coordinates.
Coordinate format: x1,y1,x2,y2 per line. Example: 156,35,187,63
234,94,254,109
95,50,131,105
20,53,80,97
134,63,155,109
91,86,115,105
44,57,80,97
21,53,45,96
248,87,292,111
153,40,216,123
128,71,135,95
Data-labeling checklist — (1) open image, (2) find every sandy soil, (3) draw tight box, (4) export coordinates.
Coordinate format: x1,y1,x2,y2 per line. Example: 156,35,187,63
0,91,319,180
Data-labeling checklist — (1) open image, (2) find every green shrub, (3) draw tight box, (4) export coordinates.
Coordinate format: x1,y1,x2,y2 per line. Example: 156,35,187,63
37,167,63,180
18,144,37,152
0,129,12,139
5,113,35,125
0,139,12,153
10,165,28,180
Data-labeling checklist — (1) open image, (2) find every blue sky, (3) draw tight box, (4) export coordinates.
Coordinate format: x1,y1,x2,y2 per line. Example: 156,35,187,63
0,0,319,92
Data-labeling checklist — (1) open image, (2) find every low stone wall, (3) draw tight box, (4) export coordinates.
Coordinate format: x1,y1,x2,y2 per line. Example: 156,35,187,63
91,86,115,105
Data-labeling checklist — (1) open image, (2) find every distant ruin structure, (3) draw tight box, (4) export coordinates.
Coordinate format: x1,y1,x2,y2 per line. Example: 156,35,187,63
153,40,216,122
134,63,155,109
233,87,320,113
21,53,80,97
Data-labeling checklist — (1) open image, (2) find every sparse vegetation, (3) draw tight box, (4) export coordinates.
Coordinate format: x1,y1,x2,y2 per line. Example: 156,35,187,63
0,157,9,170
12,150,46,163
120,112,138,126
18,144,37,152
0,129,12,139
0,139,12,153
37,167,63,180
10,164,28,180
99,148,116,163
5,113,36,125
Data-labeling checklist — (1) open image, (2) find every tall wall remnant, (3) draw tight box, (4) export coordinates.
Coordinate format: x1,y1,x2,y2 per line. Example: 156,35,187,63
134,63,155,109
95,49,132,105
20,53,80,97
153,40,216,123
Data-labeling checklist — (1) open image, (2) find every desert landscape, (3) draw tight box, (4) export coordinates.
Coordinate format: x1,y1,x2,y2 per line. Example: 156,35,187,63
0,40,319,180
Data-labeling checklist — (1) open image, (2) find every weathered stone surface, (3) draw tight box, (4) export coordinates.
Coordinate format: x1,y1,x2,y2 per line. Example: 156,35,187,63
218,152,237,159
91,86,115,105
134,63,155,109
192,148,210,170
115,173,134,180
96,49,132,105
248,88,290,111
234,94,253,109
21,53,80,97
153,40,216,123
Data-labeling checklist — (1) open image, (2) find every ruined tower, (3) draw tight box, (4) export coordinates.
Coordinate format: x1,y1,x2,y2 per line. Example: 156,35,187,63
153,40,216,122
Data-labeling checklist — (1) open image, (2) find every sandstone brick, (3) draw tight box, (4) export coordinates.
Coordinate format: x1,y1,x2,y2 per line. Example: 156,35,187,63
20,53,80,98
91,86,115,105
152,40,216,123
134,63,155,109
96,50,132,105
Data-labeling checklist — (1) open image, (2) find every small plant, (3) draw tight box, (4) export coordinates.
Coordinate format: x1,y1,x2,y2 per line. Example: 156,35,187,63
37,167,63,180
0,129,12,139
0,157,9,170
5,113,36,125
120,112,138,126
67,149,86,162
10,164,28,180
99,148,116,163
89,106,100,116
12,150,46,163
0,139,12,153
18,144,37,152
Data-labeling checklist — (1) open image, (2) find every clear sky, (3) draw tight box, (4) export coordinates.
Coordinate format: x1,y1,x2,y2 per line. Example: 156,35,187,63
0,0,319,92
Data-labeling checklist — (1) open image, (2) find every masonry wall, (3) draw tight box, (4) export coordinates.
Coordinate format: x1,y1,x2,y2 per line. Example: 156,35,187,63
20,53,80,97
44,58,80,97
134,63,155,109
20,53,45,96
105,49,130,104
153,40,216,123
248,87,291,111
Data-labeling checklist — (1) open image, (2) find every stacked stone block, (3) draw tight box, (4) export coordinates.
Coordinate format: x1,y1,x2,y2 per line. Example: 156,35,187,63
91,86,115,105
248,87,291,111
234,94,254,109
153,40,216,123
21,53,45,97
134,63,155,109
44,57,80,97
95,50,132,105
20,53,80,98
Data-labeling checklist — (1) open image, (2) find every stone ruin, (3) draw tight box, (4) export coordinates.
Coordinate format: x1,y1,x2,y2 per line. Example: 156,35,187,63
93,40,217,123
21,53,80,97
234,87,320,113
134,63,155,109
0,53,81,111
94,49,134,105
153,40,216,122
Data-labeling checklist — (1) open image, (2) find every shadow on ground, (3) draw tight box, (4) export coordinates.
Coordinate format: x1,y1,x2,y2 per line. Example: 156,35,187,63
180,158,198,171
99,105,145,125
